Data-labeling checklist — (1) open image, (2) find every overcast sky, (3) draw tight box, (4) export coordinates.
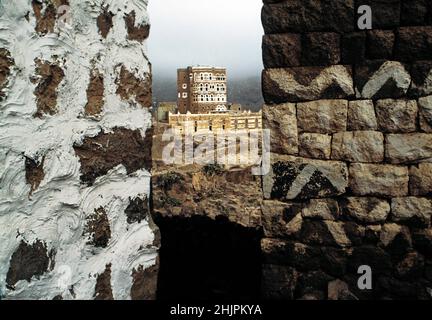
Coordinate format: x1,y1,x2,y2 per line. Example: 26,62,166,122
147,0,264,79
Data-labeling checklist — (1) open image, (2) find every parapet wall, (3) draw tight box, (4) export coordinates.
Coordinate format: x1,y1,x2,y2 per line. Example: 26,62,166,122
0,0,158,300
261,0,432,299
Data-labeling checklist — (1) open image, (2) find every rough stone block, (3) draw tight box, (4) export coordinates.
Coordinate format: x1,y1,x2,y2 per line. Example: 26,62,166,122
341,32,366,64
409,61,432,98
367,30,395,60
298,133,332,160
262,34,301,68
395,27,432,62
263,104,298,155
302,32,340,66
331,131,384,163
263,66,354,103
419,96,432,132
391,197,432,227
297,99,348,134
301,198,340,221
349,163,409,197
355,61,411,100
261,200,303,239
357,1,401,29
263,155,348,200
386,133,432,164
401,0,430,26
375,99,418,133
262,264,298,300
410,163,432,196
299,220,353,248
261,238,321,271
340,197,390,224
347,100,378,130
262,0,355,34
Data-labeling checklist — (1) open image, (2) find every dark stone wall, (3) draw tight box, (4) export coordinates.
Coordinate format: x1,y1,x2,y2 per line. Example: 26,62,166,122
261,0,432,300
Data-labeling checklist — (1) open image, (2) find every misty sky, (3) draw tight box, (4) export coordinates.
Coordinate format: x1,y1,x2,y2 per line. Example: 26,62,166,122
147,0,264,79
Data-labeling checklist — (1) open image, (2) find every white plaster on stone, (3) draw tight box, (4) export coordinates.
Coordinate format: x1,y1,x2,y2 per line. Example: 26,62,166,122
0,0,157,300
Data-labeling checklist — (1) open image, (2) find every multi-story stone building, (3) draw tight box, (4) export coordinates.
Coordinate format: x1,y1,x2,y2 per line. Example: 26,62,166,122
177,66,227,114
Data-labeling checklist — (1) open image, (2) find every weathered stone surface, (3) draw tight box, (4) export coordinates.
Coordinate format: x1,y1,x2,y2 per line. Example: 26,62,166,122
379,223,405,247
391,197,432,227
375,99,418,133
300,220,352,248
116,66,151,108
261,238,321,271
0,48,14,101
419,96,432,132
395,252,425,280
262,66,354,103
395,27,432,62
131,263,158,300
320,247,348,277
32,0,69,35
410,163,432,196
348,246,393,275
85,207,111,248
302,32,340,66
125,197,149,224
32,59,65,118
298,133,332,160
296,271,333,299
349,163,409,197
302,198,339,221
94,264,114,300
340,197,390,224
412,228,432,257
124,11,150,42
358,1,401,29
355,61,411,100
367,30,395,60
6,240,54,289
365,225,382,244
262,0,355,34
262,264,298,300
328,279,357,300
341,32,366,64
85,69,104,116
262,34,301,68
347,100,377,131
297,99,348,134
386,133,432,164
153,168,262,228
263,104,298,155
25,156,45,195
331,131,384,163
97,7,114,38
409,62,432,98
261,200,303,238
263,156,349,200
74,127,152,186
401,0,430,26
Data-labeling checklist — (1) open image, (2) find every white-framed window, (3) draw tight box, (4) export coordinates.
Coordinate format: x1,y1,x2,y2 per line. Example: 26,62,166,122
182,83,187,89
182,92,188,98
178,92,181,98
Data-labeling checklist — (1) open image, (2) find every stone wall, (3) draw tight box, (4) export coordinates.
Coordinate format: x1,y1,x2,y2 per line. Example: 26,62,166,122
0,0,158,300
261,0,432,299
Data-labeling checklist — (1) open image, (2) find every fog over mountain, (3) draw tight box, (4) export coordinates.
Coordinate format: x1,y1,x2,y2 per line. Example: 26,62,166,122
148,0,264,110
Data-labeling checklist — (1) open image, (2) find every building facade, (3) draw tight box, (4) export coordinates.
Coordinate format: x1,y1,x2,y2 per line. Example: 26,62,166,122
177,66,227,114
169,110,262,134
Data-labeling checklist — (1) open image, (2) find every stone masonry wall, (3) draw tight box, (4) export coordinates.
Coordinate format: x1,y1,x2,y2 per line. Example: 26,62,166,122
262,0,432,299
0,0,158,300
